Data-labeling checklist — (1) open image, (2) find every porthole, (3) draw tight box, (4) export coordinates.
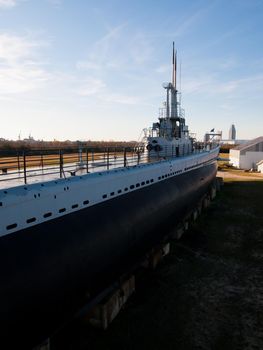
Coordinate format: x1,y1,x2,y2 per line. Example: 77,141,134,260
6,223,17,230
72,204,78,209
59,208,66,213
0,202,2,206
141,181,145,185
34,194,37,198
136,183,140,188
27,217,36,224
83,200,89,205
124,187,128,192
118,190,122,194
110,192,115,196
130,185,135,189
150,179,154,183
54,195,57,199
158,177,161,180
43,212,52,218
146,180,149,184
103,194,107,199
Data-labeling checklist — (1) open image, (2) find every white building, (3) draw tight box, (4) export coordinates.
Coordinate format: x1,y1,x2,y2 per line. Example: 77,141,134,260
257,160,263,173
230,136,263,170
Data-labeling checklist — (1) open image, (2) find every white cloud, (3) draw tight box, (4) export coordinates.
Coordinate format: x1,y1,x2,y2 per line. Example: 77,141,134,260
155,64,170,74
75,78,106,96
76,60,101,71
183,73,263,97
102,93,139,105
129,33,153,65
47,0,62,7
0,0,17,8
76,23,154,75
0,33,51,94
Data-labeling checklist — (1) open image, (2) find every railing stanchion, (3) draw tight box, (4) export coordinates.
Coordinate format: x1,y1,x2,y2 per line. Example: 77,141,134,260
59,150,63,178
86,149,89,173
41,153,44,171
137,150,140,165
17,152,20,172
124,148,127,167
107,148,109,170
23,151,27,184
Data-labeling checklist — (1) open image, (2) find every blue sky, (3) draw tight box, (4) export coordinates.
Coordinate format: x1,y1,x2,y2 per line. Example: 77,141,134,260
0,0,262,141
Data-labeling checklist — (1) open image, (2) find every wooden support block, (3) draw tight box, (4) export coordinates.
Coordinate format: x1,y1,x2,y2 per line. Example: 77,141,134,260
33,338,50,350
216,177,224,190
88,276,135,330
210,186,216,200
192,210,199,221
142,243,170,269
203,196,211,209
175,225,184,240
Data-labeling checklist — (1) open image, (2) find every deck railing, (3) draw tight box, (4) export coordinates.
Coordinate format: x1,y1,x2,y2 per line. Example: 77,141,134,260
0,143,216,187
0,146,148,186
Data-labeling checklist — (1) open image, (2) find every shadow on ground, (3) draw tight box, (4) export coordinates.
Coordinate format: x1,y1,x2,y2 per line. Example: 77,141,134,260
53,181,263,350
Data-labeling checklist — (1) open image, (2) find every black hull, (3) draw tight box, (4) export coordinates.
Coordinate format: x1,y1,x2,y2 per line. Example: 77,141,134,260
0,162,217,347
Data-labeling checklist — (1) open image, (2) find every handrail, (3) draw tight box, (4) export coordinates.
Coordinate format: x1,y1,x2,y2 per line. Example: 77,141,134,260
0,144,218,187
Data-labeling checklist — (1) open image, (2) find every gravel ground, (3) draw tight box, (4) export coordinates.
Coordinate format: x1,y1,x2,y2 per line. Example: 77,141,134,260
53,178,263,350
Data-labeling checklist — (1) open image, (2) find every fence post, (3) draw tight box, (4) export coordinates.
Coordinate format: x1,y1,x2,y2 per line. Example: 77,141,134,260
23,151,27,184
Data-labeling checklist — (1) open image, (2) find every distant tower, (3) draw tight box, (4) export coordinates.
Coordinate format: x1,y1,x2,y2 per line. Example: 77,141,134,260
229,124,236,140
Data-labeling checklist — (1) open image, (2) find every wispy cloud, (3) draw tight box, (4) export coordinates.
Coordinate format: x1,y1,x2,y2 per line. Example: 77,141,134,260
102,93,140,105
47,0,63,7
183,72,263,97
0,0,17,8
74,76,139,105
75,78,106,96
129,33,153,65
76,22,155,74
76,24,126,72
155,64,170,74
0,33,51,94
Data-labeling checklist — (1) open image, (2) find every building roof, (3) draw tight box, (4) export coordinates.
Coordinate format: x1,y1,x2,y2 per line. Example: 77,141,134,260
234,136,263,151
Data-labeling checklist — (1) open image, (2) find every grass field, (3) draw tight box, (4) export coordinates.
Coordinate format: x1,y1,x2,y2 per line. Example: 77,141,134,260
53,172,263,350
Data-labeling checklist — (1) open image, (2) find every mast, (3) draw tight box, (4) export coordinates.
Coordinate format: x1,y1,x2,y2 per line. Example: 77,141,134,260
171,42,177,118
172,42,176,90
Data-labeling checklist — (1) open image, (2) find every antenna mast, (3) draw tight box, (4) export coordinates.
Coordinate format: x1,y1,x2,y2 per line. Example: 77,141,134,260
172,42,177,90
170,42,177,118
